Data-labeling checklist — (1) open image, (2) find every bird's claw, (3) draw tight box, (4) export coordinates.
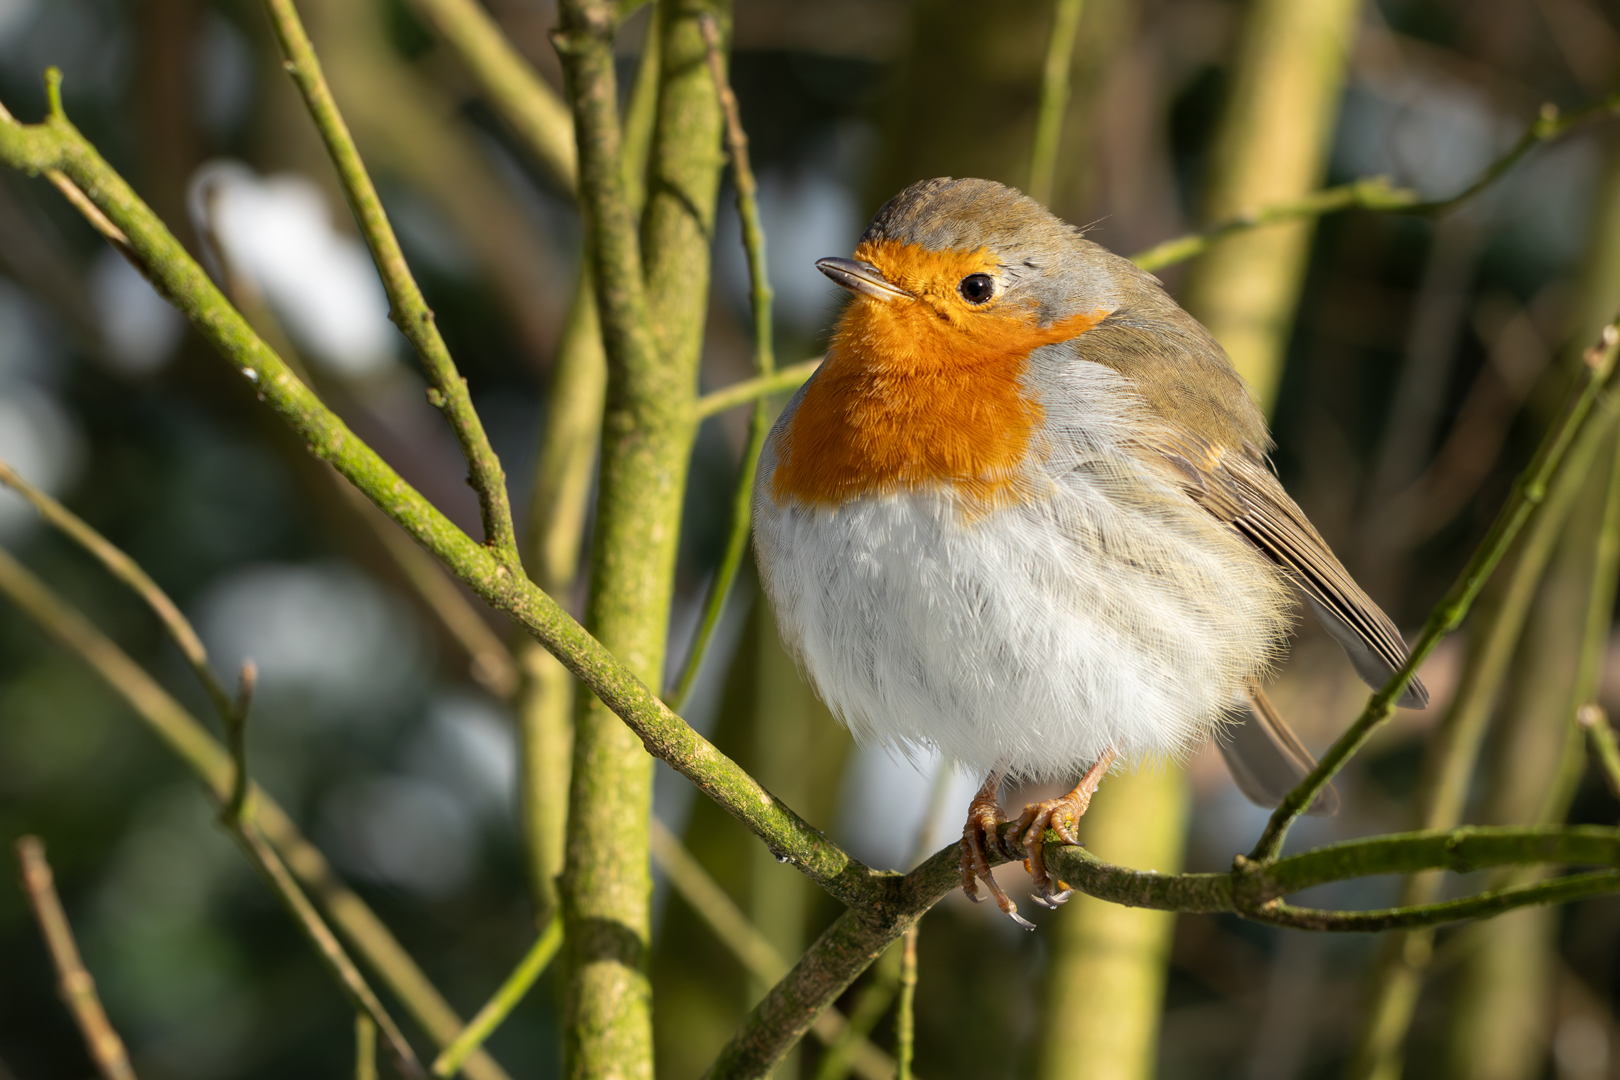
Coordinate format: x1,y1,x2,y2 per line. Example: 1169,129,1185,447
960,778,1035,930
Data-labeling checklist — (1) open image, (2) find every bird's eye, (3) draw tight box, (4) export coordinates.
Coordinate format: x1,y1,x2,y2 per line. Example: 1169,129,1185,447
958,273,995,304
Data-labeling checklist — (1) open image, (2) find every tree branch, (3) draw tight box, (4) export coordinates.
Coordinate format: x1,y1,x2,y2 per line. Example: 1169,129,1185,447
694,357,822,419
258,0,520,561
0,545,512,1080
430,916,564,1078
1130,91,1620,273
1026,0,1084,206
398,0,577,189
1250,322,1620,861
15,837,138,1080
668,12,776,708
0,74,883,910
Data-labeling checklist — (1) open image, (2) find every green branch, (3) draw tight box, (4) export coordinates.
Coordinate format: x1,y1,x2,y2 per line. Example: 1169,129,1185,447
0,73,882,910
431,916,564,1077
397,0,577,188
1581,705,1620,800
692,92,1620,422
1130,92,1620,273
1026,0,1084,206
0,459,430,1077
0,547,496,1080
668,13,776,709
694,357,822,418
11,61,1620,1080
259,0,519,561
649,820,895,1080
1250,323,1620,861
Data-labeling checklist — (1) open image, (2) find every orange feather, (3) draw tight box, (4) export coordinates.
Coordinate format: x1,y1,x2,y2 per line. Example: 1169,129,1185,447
772,239,1104,508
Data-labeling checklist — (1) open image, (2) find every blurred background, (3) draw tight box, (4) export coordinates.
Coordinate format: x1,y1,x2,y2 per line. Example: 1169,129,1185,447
3,0,1620,1077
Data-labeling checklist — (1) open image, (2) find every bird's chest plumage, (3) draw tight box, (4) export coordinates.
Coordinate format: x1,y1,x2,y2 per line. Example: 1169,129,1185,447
752,354,1294,780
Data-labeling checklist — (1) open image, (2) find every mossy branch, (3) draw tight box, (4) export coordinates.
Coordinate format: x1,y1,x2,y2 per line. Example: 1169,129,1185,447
1250,322,1620,861
0,71,880,910
11,65,1620,1080
259,0,519,562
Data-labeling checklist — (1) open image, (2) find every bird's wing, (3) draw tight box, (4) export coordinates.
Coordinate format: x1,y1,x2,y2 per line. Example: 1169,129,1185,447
1154,435,1429,709
1217,683,1338,814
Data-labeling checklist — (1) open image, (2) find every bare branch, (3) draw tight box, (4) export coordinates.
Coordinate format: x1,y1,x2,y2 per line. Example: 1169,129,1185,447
258,0,520,561
15,837,138,1080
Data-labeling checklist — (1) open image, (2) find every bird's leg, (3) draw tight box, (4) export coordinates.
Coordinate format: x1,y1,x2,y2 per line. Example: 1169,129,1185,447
1015,750,1116,907
959,769,1034,930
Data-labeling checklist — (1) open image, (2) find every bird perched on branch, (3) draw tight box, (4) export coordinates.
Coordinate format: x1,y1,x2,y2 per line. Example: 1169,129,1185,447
752,177,1427,926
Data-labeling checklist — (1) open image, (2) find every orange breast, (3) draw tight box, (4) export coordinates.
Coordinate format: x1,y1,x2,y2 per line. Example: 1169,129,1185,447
771,241,1104,509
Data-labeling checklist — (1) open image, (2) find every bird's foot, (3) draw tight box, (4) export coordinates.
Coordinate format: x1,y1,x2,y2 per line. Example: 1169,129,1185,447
1013,751,1115,907
959,772,1034,930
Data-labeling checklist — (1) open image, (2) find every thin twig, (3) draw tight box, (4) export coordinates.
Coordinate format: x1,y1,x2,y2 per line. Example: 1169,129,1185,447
224,660,257,825
3,76,885,909
356,1013,378,1080
15,74,1620,1076
813,768,948,1080
895,928,917,1080
0,98,135,261
1130,92,1620,272
0,548,511,1080
235,822,428,1079
694,357,822,419
669,14,777,709
258,0,518,561
431,915,564,1078
811,942,902,1080
0,458,232,718
0,464,427,1076
335,479,519,698
694,88,1620,416
1027,0,1084,206
1250,321,1620,862
396,0,576,188
649,819,897,1080
1580,705,1620,800
15,837,138,1080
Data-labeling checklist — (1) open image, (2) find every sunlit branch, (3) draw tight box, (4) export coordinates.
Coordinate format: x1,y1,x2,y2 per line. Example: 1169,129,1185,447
1130,92,1620,273
1250,322,1620,862
398,0,577,189
668,13,777,709
258,0,520,561
431,916,564,1078
649,819,896,1080
1027,0,1084,206
694,357,822,419
1581,704,1620,800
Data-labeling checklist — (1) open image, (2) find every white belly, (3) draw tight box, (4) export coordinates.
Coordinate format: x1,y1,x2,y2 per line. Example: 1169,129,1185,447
753,446,1293,782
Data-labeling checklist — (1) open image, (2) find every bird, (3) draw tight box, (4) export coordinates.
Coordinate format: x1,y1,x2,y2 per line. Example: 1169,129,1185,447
751,177,1427,927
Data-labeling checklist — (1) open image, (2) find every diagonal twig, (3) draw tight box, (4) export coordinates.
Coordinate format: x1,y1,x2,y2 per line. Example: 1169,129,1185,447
649,819,897,1080
1581,704,1620,801
1131,92,1620,272
1250,321,1620,861
258,0,519,562
0,544,509,1080
0,471,428,1077
15,837,138,1080
431,915,564,1078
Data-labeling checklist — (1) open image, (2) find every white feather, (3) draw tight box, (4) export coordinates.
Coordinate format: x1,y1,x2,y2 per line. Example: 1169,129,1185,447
753,347,1293,783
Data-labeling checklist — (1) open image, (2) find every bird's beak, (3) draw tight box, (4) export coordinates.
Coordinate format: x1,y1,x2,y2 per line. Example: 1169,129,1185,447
816,257,911,302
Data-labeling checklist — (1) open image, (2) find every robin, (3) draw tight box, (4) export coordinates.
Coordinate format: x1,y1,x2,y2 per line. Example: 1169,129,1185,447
752,177,1427,926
